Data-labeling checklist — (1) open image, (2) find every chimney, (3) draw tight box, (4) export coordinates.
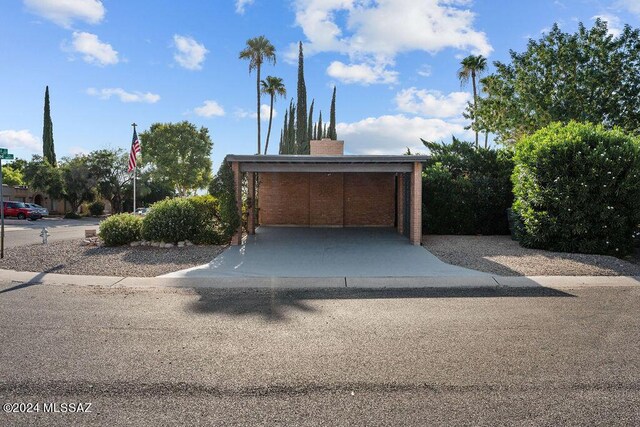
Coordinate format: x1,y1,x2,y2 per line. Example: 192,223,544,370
310,138,344,156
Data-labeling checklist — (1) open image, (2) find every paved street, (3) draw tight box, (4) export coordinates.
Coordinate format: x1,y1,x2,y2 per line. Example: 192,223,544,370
0,282,639,425
0,218,100,248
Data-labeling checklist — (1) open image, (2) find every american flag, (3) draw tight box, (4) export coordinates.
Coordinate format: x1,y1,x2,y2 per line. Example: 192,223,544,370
128,127,141,172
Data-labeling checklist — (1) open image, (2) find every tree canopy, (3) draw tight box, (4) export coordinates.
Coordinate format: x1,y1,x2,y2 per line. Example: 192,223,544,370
476,19,640,144
139,121,213,196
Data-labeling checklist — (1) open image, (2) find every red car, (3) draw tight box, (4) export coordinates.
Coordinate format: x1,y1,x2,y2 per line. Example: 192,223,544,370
2,201,42,220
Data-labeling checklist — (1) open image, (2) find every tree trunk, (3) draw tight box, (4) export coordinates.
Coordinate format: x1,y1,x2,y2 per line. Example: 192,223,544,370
256,65,261,155
264,94,274,154
472,70,478,149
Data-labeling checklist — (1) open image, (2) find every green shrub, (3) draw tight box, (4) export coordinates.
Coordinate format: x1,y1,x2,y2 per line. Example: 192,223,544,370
99,213,142,246
141,196,224,244
88,200,105,216
209,161,241,239
422,138,514,235
512,121,640,256
64,212,81,219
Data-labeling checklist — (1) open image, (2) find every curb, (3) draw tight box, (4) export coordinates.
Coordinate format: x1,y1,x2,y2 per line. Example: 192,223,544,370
0,269,638,290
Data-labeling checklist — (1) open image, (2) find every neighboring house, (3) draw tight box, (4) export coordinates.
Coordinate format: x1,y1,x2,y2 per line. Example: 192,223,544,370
0,184,112,215
225,139,429,246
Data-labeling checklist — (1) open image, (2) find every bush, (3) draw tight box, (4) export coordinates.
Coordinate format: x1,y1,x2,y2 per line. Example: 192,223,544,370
422,138,514,235
512,121,640,256
88,200,105,216
141,196,224,244
64,212,81,219
99,213,142,246
209,162,241,240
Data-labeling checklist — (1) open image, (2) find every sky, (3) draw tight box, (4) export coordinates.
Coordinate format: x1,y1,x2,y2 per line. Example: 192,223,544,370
1,0,639,169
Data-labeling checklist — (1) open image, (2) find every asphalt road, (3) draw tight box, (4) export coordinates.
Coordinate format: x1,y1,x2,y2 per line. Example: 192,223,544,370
0,218,101,248
0,283,639,426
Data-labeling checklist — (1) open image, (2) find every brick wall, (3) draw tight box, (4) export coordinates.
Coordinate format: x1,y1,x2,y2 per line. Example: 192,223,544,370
310,139,344,155
344,173,395,226
259,172,394,227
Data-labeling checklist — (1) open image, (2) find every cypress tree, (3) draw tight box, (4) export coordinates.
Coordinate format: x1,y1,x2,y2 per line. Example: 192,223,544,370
328,86,337,140
307,99,314,143
317,111,323,140
323,124,327,139
313,123,317,141
42,86,56,166
280,108,288,154
288,101,296,154
296,42,308,154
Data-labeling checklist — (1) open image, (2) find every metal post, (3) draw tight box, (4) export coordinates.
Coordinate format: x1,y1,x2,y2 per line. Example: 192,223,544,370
0,159,4,259
132,122,137,213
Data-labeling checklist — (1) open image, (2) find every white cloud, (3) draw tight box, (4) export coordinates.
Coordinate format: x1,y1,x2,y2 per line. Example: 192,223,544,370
592,14,623,37
417,64,432,77
24,0,105,28
0,129,40,152
235,104,277,121
87,87,160,103
173,35,208,70
326,61,398,85
616,0,640,17
337,114,472,155
395,88,471,118
69,31,119,66
235,0,254,14
69,146,90,156
194,100,225,117
290,0,492,67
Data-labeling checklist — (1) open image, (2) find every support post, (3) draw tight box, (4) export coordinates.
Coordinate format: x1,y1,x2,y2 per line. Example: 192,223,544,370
409,161,422,245
231,161,242,245
396,173,404,235
247,172,255,235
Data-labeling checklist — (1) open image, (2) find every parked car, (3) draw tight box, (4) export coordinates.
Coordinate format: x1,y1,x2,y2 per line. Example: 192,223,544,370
25,203,49,216
2,201,43,220
135,207,149,216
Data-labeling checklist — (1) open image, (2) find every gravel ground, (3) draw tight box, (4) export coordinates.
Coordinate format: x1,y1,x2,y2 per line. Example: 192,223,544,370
0,240,225,277
423,235,640,276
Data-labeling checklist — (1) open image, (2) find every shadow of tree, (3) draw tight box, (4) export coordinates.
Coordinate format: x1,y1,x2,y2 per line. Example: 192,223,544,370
0,264,65,294
188,287,574,322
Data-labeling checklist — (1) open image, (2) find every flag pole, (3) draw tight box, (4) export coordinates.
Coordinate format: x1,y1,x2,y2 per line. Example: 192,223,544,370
132,122,137,213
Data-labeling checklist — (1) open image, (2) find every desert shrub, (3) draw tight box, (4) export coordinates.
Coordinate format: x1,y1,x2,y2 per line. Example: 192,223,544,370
512,121,640,256
88,200,105,216
209,161,241,240
422,138,514,235
141,196,224,244
99,213,142,246
64,212,81,219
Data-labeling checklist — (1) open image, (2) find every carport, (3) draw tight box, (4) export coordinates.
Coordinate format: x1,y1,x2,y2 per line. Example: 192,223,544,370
226,139,429,246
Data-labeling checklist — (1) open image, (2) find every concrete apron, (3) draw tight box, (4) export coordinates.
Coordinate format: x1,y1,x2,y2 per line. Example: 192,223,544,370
161,227,488,279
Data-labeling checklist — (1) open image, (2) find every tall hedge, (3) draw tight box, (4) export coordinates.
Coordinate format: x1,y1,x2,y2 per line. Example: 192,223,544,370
422,138,514,235
209,161,241,240
512,122,640,255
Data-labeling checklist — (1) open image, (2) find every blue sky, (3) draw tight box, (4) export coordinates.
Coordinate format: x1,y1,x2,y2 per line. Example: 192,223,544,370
1,0,638,169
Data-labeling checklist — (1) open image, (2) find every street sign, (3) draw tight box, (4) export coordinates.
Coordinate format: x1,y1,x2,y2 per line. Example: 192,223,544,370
0,148,7,155
0,154,13,160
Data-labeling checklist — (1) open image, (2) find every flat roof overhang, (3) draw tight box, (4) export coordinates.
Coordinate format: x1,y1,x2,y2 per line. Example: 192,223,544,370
225,154,431,173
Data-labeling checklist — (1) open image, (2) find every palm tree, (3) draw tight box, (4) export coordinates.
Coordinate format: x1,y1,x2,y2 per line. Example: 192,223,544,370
458,54,487,148
239,36,276,155
261,76,286,154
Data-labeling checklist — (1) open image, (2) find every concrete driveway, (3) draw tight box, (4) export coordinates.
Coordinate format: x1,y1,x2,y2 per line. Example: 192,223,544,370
163,227,486,278
0,217,101,248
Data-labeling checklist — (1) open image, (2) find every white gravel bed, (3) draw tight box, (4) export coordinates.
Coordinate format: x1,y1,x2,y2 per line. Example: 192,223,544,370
0,240,225,277
423,235,640,277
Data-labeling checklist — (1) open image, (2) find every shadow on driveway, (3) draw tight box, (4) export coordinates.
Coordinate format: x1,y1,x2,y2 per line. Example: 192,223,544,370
188,287,575,322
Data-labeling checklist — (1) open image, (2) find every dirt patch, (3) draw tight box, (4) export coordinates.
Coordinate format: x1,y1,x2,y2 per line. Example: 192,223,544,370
423,235,640,276
0,240,225,277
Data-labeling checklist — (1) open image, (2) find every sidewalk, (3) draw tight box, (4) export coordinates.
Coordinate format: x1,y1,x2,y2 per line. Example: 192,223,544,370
0,269,638,290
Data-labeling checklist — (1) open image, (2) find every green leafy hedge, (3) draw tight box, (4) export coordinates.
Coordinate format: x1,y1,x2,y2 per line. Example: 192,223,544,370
141,195,224,244
209,161,241,240
99,213,142,246
512,122,640,256
88,200,105,216
422,138,514,235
